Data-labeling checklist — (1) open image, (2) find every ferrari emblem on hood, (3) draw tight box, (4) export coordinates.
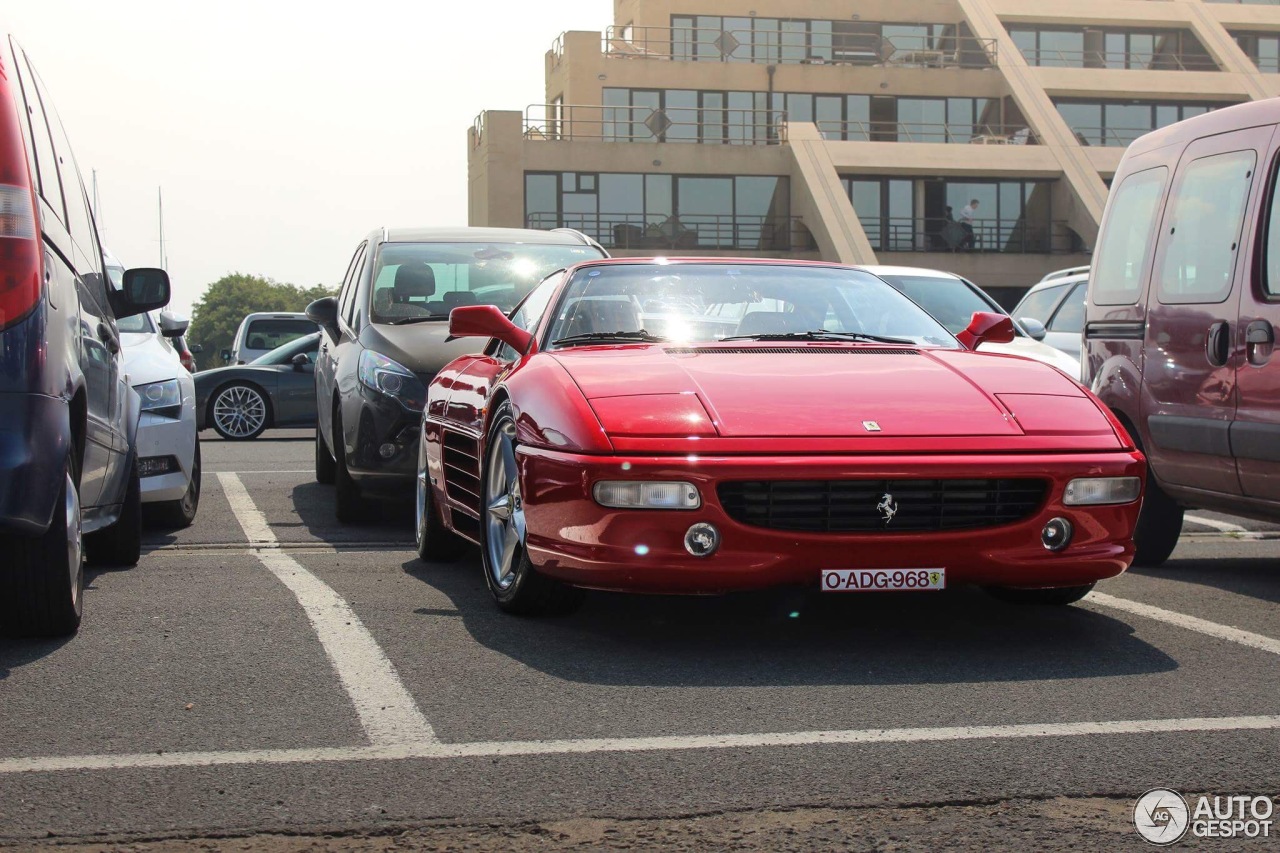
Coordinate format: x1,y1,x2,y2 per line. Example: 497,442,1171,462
863,421,881,432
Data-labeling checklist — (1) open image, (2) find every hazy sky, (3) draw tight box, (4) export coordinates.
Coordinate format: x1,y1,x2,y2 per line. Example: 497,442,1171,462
8,0,614,316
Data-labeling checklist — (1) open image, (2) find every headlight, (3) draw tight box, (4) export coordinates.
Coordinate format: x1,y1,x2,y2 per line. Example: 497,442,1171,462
135,378,182,418
593,481,701,509
1064,477,1141,506
358,350,427,411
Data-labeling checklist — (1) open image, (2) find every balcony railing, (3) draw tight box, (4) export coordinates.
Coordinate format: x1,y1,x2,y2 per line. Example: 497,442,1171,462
526,212,808,252
523,104,788,145
818,121,1036,144
1068,126,1164,146
862,217,1077,254
604,25,998,69
1018,49,1219,71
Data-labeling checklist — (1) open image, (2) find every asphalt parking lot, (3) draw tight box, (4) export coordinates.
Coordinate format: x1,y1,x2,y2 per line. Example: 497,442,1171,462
1,430,1277,850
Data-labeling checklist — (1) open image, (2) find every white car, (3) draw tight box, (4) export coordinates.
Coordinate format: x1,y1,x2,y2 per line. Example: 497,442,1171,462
856,265,1082,378
1009,271,1088,365
225,312,317,364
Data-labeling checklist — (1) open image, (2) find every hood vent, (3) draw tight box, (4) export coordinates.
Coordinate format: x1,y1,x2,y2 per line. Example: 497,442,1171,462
665,346,920,356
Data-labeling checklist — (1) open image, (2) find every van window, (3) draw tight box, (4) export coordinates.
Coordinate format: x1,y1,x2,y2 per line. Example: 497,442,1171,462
16,53,66,225
1264,159,1280,298
1158,150,1256,305
243,319,316,352
1093,167,1168,306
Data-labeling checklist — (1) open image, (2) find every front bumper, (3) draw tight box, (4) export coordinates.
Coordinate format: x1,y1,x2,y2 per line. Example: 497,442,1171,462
0,393,71,536
344,386,422,494
514,448,1146,594
135,410,197,503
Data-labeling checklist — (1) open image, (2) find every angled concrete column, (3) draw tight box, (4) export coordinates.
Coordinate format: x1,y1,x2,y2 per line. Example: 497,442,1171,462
1184,0,1272,102
786,122,876,264
957,0,1108,246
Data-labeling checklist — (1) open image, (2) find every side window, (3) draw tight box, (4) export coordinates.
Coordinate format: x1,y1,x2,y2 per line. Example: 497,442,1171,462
1157,150,1256,305
1048,282,1087,333
1093,166,1168,306
16,53,66,224
338,243,366,327
41,92,97,260
1014,283,1068,324
348,248,370,329
1264,156,1280,298
496,273,562,361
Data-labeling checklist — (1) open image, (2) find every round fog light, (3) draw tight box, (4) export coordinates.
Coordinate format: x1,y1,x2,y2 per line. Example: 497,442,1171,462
1041,517,1073,552
379,442,397,459
684,523,720,557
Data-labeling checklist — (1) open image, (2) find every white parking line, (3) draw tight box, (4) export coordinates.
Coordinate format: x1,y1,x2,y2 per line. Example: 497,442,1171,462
1088,592,1280,657
207,469,313,475
215,473,436,746
1,714,1277,775
1184,514,1264,538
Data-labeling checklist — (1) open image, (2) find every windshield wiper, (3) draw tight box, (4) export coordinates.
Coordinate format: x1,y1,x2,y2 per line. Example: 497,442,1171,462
719,329,916,345
551,329,669,347
389,315,449,325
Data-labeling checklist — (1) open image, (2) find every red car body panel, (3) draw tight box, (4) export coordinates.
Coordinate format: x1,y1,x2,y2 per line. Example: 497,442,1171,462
421,258,1145,594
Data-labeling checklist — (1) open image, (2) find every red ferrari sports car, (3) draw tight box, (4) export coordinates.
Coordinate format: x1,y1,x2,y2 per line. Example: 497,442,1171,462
415,259,1145,615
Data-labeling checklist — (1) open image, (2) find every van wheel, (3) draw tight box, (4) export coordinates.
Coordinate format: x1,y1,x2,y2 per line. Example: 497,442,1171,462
1133,477,1183,567
86,459,142,568
0,457,83,637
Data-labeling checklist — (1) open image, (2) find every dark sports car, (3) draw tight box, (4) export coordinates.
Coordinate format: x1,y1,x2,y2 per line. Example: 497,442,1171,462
415,258,1146,616
194,333,321,440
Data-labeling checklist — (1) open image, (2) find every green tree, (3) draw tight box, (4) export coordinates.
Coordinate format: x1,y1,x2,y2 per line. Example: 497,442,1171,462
187,274,335,370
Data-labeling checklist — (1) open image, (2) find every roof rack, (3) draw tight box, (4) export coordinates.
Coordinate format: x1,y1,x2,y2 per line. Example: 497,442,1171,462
1038,265,1089,282
550,227,610,257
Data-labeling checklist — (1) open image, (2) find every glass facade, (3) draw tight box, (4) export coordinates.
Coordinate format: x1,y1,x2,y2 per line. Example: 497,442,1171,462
1007,26,1216,70
525,172,793,250
1055,100,1229,146
843,177,1058,253
1234,32,1280,72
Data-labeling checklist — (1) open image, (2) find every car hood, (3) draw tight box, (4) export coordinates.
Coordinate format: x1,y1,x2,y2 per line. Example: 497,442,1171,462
120,333,182,386
979,337,1081,379
360,321,483,381
549,344,1096,440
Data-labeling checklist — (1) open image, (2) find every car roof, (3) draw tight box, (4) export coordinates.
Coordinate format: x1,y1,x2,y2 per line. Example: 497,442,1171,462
380,226,598,245
1025,272,1088,293
852,265,963,280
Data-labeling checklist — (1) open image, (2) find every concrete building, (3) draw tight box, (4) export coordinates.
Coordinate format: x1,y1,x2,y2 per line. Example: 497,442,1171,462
468,0,1280,303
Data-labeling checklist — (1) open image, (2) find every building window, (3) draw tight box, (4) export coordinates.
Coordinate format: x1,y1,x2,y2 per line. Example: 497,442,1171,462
1007,26,1216,70
1056,100,1229,146
525,172,792,251
1234,32,1280,73
844,177,1058,253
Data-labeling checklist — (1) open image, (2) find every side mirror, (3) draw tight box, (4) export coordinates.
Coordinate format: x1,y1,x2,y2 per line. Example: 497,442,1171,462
191,344,204,354
220,348,232,364
110,268,171,319
306,296,340,338
291,352,313,372
1017,316,1047,341
158,310,189,338
955,311,1015,350
449,305,532,354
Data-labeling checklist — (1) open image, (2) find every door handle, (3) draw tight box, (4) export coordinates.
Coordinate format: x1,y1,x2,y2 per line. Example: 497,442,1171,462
1246,319,1275,366
97,323,119,354
1206,320,1230,367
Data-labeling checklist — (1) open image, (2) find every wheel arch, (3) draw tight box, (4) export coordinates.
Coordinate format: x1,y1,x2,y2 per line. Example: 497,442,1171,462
207,378,276,430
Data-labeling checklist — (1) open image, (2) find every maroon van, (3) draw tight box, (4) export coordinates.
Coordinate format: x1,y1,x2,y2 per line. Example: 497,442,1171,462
1084,99,1280,566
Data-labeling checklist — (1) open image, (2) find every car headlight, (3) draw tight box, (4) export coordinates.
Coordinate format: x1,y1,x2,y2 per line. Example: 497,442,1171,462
1063,477,1141,506
358,350,427,411
593,481,701,510
135,378,182,419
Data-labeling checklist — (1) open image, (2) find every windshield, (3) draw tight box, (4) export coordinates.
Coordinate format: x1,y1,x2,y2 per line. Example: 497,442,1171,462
875,274,1018,337
545,264,958,348
250,332,322,365
368,241,604,324
115,312,154,334
242,318,316,352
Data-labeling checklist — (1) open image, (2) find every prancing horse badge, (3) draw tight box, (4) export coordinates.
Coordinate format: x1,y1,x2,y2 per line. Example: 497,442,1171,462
863,421,881,432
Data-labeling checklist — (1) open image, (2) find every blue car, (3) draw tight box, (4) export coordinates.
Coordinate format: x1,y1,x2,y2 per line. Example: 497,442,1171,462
0,35,170,637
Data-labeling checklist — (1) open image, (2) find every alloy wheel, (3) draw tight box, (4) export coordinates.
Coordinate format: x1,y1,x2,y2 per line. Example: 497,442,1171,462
484,419,525,590
213,386,267,438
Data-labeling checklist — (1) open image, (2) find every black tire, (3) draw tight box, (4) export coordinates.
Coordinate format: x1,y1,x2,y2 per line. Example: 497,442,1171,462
479,402,584,616
86,458,142,568
149,441,201,528
985,582,1095,606
332,407,366,524
1132,476,1184,568
416,438,468,562
315,426,336,485
0,456,83,637
208,382,271,441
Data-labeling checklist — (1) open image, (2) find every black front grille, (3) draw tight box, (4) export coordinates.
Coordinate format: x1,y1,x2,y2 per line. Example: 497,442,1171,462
666,347,919,356
717,479,1048,533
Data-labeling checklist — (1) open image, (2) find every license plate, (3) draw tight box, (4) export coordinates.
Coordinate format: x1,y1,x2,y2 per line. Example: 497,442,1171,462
821,569,946,592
